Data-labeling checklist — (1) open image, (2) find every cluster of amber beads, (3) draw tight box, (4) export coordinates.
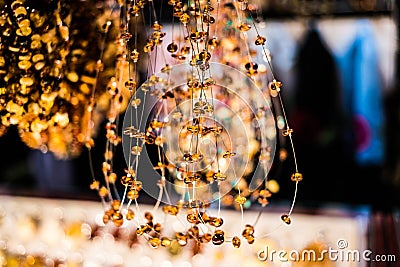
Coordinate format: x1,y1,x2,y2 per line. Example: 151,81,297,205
102,200,135,227
0,1,117,158
257,189,272,207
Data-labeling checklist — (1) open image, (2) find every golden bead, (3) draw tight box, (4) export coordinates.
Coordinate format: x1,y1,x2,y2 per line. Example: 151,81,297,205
212,229,225,245
282,128,293,136
107,173,117,183
179,13,190,25
162,205,179,215
103,213,110,224
242,224,254,237
111,200,121,211
131,145,142,155
235,195,247,205
222,151,236,158
213,171,227,181
121,175,133,186
199,212,210,223
154,223,162,233
176,232,188,246
144,211,153,221
232,236,241,248
161,237,172,247
90,181,100,190
210,217,223,227
246,234,255,244
291,172,303,182
167,42,178,53
112,211,124,227
255,35,267,46
259,189,271,198
281,214,291,224
201,233,212,243
237,23,251,32
149,237,161,248
98,186,109,197
127,189,139,200
126,209,135,220
187,212,198,224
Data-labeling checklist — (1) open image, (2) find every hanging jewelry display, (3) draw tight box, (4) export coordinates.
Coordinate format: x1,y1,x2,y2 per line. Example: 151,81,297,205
87,0,302,251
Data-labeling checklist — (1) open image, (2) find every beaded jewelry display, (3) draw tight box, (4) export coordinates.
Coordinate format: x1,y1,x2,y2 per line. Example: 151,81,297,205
88,0,303,251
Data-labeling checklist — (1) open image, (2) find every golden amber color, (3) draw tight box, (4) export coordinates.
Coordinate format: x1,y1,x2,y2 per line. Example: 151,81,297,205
281,214,291,224
291,172,303,182
235,195,247,205
162,205,179,215
212,229,225,245
232,236,241,248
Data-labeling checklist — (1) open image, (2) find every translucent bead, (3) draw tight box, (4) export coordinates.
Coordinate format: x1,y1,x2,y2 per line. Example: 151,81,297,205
282,128,293,137
291,172,303,182
212,230,225,245
167,42,178,53
184,173,201,184
242,224,254,237
179,13,190,25
131,145,142,155
181,45,191,55
198,50,211,62
259,189,271,198
103,213,110,224
126,209,135,220
99,186,109,197
90,181,100,190
136,225,151,236
201,233,212,243
222,151,236,158
121,175,133,186
152,22,163,31
161,237,172,247
176,232,188,246
188,226,199,237
237,23,251,32
208,37,219,48
255,35,267,46
150,119,163,129
199,212,210,223
111,200,121,210
210,217,223,227
232,236,241,248
149,237,161,248
235,195,247,205
131,180,143,191
269,80,282,92
213,171,227,181
107,173,117,183
281,214,291,224
203,14,215,24
210,126,223,134
162,205,179,215
127,190,139,200
112,211,124,227
187,212,198,224
246,234,255,244
145,211,153,221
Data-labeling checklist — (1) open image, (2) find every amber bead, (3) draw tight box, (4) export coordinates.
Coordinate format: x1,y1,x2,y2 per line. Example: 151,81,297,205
131,145,142,155
179,13,190,25
112,211,124,227
103,213,110,224
161,237,172,247
126,209,135,220
181,45,190,55
246,234,255,244
162,205,179,215
107,173,117,183
255,35,267,46
144,211,153,221
167,42,178,53
212,230,225,245
232,236,241,248
176,232,188,246
282,128,293,136
149,237,161,248
136,225,151,236
188,226,199,237
121,175,133,186
235,195,247,205
242,224,255,236
199,212,210,223
187,212,199,224
127,190,139,200
203,14,215,24
281,214,291,224
111,200,121,210
213,171,227,181
99,186,109,197
199,233,211,243
259,189,272,198
291,172,303,182
210,217,224,227
237,23,251,32
90,180,100,190
153,223,162,233
222,151,236,158
269,80,282,91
